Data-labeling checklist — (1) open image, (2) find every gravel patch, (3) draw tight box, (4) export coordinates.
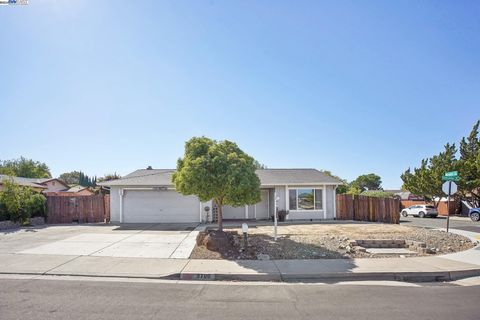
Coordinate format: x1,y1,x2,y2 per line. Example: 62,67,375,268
190,224,476,260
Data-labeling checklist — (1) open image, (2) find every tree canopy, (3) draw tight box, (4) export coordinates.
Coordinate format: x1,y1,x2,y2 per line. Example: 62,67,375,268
401,121,480,207
0,157,51,178
172,137,261,230
97,172,122,182
348,173,382,194
320,170,348,194
58,171,97,187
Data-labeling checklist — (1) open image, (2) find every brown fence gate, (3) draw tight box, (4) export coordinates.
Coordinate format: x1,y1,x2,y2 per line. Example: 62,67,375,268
46,195,110,224
336,194,400,224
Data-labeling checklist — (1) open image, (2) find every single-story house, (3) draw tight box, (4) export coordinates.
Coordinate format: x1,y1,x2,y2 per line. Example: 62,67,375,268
0,175,69,193
99,168,342,223
65,185,95,195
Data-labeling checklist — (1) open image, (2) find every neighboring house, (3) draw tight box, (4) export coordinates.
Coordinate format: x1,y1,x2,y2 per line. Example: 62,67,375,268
46,185,95,196
34,178,70,193
0,175,70,193
99,168,342,223
0,174,47,192
384,190,424,201
66,185,95,195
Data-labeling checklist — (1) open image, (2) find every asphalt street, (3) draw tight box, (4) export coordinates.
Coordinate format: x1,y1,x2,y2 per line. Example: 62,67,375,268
401,215,480,233
0,277,479,320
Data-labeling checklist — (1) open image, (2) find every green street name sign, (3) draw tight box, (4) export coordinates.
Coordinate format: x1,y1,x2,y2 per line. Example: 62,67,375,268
444,171,458,177
442,171,460,182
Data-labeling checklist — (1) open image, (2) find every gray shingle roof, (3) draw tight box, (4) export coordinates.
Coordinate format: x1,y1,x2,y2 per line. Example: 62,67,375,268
99,168,342,187
0,175,48,189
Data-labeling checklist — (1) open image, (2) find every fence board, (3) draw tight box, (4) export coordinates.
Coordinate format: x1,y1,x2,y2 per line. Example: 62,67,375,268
46,195,109,224
336,194,400,224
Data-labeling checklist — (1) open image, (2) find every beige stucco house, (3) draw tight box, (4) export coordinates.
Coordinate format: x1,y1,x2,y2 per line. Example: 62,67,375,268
100,168,342,224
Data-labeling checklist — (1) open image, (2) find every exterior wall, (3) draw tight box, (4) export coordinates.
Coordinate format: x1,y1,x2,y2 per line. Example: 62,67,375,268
325,185,336,219
110,186,121,222
275,186,286,211
75,189,94,196
42,180,68,193
286,185,336,220
108,184,338,223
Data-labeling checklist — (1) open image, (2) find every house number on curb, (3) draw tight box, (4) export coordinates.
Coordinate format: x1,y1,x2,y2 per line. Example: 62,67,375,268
192,274,215,280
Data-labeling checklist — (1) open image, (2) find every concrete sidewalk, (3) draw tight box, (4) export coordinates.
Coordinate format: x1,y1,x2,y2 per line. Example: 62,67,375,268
1,252,480,282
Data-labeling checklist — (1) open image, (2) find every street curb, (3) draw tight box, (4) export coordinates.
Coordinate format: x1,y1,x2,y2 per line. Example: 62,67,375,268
3,268,480,283
178,268,480,283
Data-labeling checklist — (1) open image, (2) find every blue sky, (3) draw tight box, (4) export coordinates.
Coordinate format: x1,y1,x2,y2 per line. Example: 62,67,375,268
0,1,479,188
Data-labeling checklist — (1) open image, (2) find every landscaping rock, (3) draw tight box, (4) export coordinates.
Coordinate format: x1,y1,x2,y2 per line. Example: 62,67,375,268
257,254,270,260
29,217,45,226
190,224,475,260
0,220,20,231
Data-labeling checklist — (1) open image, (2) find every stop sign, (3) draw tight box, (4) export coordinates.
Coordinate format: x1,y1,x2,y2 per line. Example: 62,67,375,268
442,181,458,195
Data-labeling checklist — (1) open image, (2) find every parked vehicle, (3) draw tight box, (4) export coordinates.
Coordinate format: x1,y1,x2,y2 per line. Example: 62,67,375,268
401,205,438,218
469,208,480,222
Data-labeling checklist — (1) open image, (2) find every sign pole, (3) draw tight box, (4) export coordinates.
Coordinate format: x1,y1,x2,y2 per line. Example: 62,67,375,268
446,181,451,233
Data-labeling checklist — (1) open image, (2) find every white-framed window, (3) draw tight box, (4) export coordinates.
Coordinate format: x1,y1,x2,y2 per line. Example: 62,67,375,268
288,188,323,211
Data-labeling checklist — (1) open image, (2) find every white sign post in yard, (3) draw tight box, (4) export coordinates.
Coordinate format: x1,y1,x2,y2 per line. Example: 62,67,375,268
442,180,458,233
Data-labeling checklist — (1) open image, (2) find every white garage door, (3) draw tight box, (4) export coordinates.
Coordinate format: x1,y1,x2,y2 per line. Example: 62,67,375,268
123,190,200,223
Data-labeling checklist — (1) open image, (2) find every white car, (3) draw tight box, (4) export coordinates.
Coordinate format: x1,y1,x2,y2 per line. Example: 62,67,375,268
401,205,438,218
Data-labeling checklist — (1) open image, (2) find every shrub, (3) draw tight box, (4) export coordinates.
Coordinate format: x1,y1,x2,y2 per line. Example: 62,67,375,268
28,193,47,218
0,201,7,221
0,178,37,223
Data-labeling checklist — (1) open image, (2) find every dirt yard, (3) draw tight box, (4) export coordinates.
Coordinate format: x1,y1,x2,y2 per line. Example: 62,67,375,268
190,223,476,260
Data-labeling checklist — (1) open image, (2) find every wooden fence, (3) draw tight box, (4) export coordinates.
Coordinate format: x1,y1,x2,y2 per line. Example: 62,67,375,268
336,194,400,224
46,195,110,224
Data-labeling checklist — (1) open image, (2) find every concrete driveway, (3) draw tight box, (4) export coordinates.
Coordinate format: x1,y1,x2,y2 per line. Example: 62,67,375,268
0,223,201,259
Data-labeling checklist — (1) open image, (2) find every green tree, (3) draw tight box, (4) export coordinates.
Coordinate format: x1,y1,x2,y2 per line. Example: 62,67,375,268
350,173,382,192
0,157,51,178
320,170,348,194
0,178,33,222
173,137,261,231
361,190,394,198
458,121,480,206
401,143,457,207
98,172,122,182
59,171,81,185
253,160,267,169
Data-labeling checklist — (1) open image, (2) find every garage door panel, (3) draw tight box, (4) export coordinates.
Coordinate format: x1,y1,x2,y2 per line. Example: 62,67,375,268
123,190,199,223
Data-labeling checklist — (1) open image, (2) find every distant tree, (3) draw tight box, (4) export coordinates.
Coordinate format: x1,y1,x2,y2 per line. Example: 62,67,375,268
98,172,122,182
361,190,394,198
173,137,261,231
346,184,362,195
350,173,382,192
60,171,97,187
0,157,51,178
59,171,81,185
401,143,457,207
319,170,348,194
253,160,267,170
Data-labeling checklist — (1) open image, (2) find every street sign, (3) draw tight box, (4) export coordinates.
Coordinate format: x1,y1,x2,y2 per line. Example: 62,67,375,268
444,171,458,177
442,171,460,181
442,181,457,195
